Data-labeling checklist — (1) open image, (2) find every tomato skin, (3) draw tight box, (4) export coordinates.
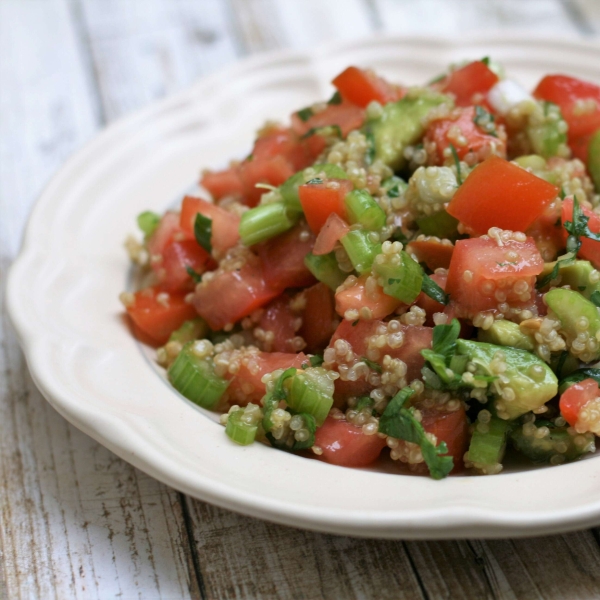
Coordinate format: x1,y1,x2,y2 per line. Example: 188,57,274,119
425,106,506,165
559,378,600,427
313,213,351,256
407,239,454,271
147,211,185,259
258,294,298,353
335,274,401,320
257,224,317,290
126,286,197,345
291,102,365,139
314,417,387,467
447,156,558,235
332,66,403,108
299,283,337,354
179,196,240,254
200,167,244,201
252,127,313,171
299,178,353,234
446,236,544,316
562,197,600,268
160,240,213,291
413,403,469,474
534,74,600,138
226,352,308,406
239,155,296,208
440,61,499,107
192,260,281,331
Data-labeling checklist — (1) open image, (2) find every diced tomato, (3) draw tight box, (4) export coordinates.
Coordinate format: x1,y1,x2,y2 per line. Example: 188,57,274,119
569,132,592,163
257,223,317,290
258,294,299,353
225,351,308,406
534,74,600,138
526,198,563,262
332,66,404,108
291,102,365,139
407,238,454,271
313,213,351,256
299,283,337,354
299,178,353,234
125,286,197,345
200,167,244,201
446,155,558,235
314,416,387,467
440,60,499,107
335,274,401,320
562,197,600,268
238,155,295,207
147,211,185,259
559,378,600,428
160,240,213,291
192,258,281,330
415,272,447,323
414,403,469,473
424,106,506,165
446,236,544,316
179,196,240,254
252,126,313,171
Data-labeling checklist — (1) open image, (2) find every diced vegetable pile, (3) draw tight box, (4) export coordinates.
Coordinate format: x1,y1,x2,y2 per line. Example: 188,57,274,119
122,59,600,479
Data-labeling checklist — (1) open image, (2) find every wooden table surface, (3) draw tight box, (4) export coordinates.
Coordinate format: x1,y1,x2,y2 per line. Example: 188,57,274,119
3,1,600,598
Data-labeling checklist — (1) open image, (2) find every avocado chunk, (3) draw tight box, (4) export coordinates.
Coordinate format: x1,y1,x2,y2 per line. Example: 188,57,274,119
510,418,595,463
478,320,535,351
545,288,600,361
366,91,451,169
456,340,558,420
588,129,600,193
538,260,600,299
279,163,349,211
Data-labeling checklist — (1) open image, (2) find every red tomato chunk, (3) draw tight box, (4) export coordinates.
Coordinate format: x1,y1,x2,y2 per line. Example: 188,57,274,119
160,240,213,291
332,66,403,108
299,178,353,234
562,197,600,268
439,60,499,108
559,378,600,436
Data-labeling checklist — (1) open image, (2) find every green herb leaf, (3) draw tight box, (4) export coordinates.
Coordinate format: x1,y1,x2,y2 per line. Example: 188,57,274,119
306,177,324,185
536,253,576,290
301,125,343,140
186,266,203,283
297,107,314,122
555,350,569,379
365,130,376,166
355,397,375,412
266,413,316,451
591,291,600,307
481,56,490,66
448,143,463,185
327,91,342,105
361,357,382,373
421,273,450,305
309,354,324,367
432,319,461,360
563,196,600,258
194,213,212,254
379,387,454,479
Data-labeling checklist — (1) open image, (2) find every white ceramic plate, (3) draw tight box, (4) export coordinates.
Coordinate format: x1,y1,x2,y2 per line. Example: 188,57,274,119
8,34,600,539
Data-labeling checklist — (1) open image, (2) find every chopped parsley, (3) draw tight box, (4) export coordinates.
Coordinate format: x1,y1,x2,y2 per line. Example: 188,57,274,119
297,107,314,122
448,143,463,185
306,177,324,185
361,357,382,373
194,213,212,254
421,273,450,305
186,266,203,283
301,124,343,140
591,291,600,307
327,91,342,105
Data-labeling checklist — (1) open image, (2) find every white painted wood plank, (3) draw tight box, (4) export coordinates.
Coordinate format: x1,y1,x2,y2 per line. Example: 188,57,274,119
373,0,581,35
77,0,239,121
0,1,198,598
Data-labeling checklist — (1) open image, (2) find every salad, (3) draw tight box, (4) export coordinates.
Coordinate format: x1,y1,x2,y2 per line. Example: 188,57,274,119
121,59,600,479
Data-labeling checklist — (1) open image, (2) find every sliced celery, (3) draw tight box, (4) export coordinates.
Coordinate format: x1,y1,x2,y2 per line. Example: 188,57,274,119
341,230,382,274
225,408,259,445
467,416,509,466
345,189,387,231
168,318,208,345
137,211,161,237
373,251,423,303
239,202,297,246
288,367,334,426
304,252,346,290
168,343,229,409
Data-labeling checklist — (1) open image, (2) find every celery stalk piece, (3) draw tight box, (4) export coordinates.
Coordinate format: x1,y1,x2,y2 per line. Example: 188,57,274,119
341,230,382,274
287,367,334,426
345,189,387,231
467,416,509,467
167,343,229,409
304,252,347,291
372,250,423,303
239,202,298,246
168,318,208,345
225,408,259,445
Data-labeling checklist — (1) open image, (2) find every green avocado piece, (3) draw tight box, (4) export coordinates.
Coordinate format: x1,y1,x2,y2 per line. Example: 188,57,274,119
510,419,594,463
545,288,600,360
366,91,451,169
478,320,535,351
539,260,600,299
279,163,349,211
457,340,558,420
588,129,600,193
